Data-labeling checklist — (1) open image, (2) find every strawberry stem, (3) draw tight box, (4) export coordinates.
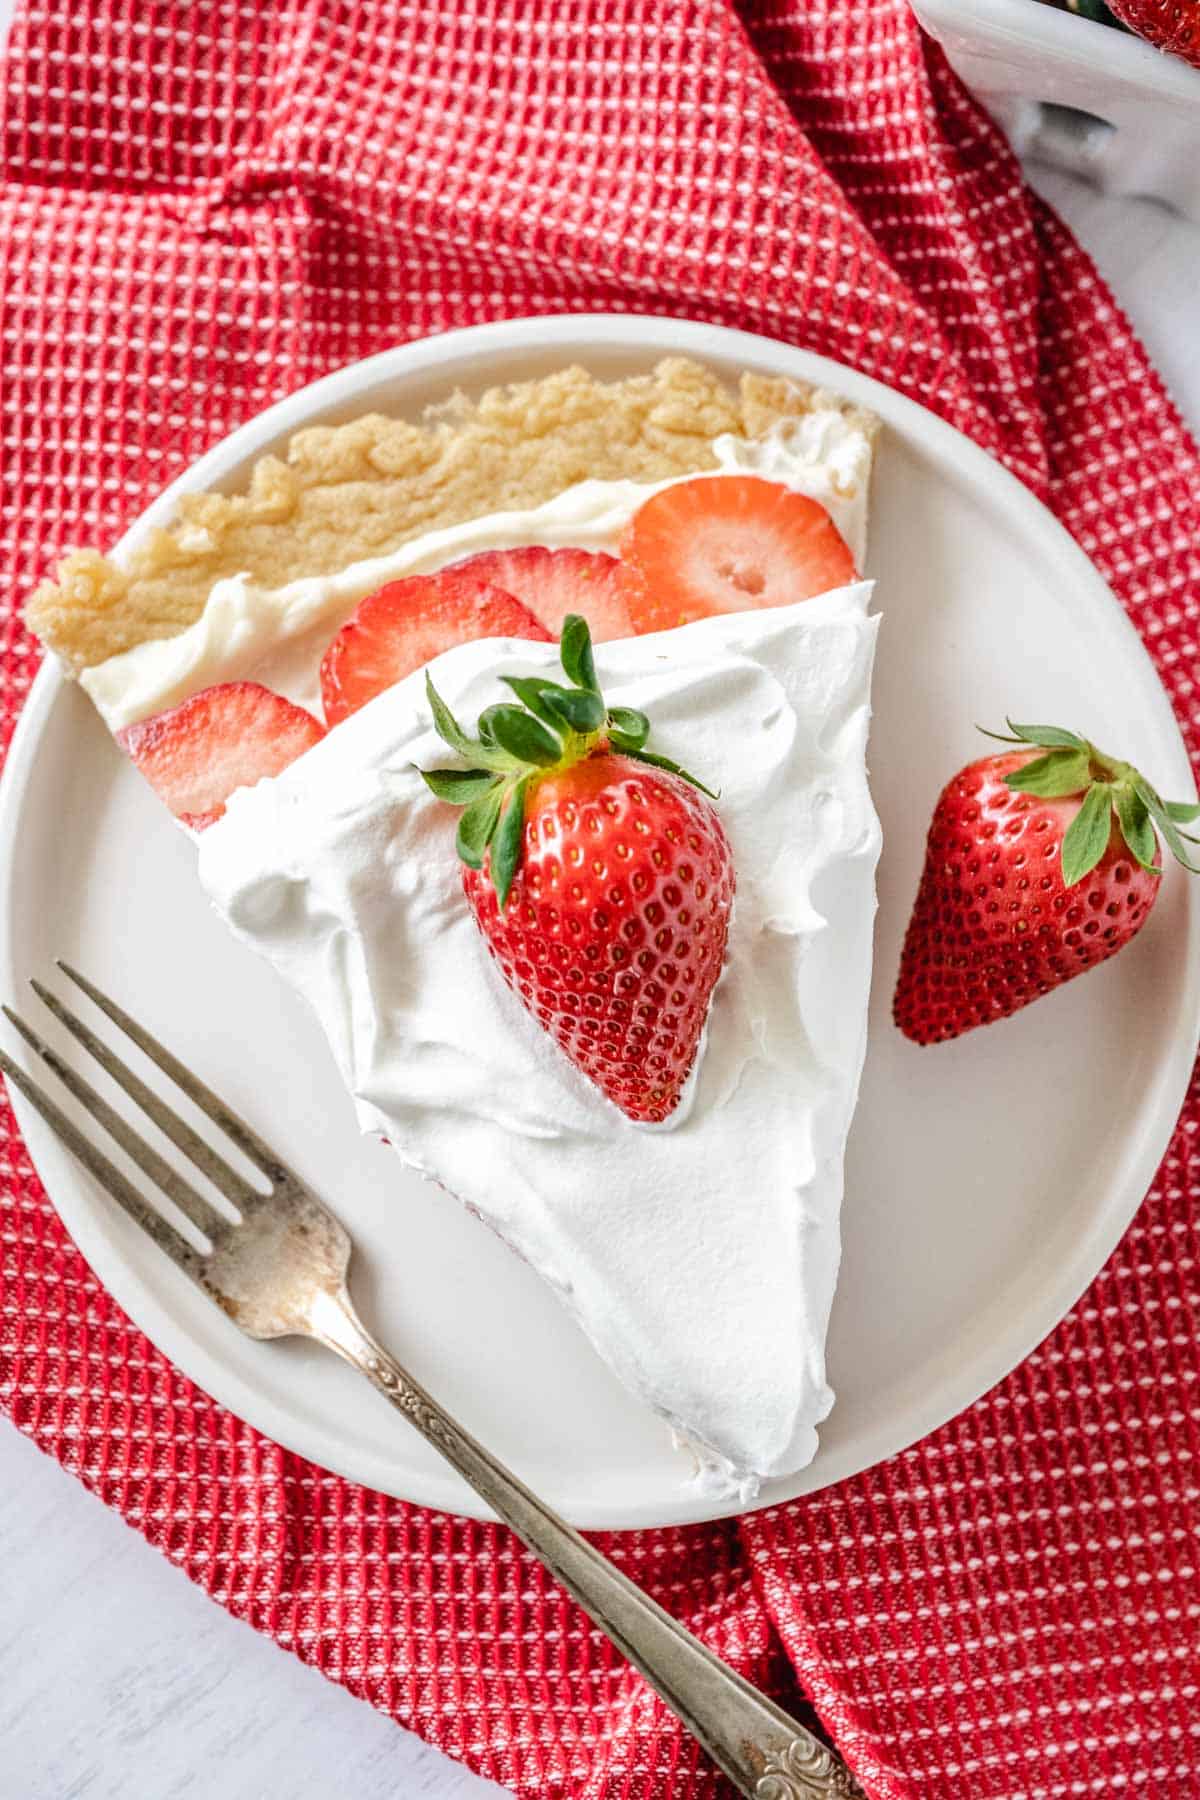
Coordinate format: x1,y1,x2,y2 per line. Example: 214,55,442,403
418,615,717,908
981,721,1199,885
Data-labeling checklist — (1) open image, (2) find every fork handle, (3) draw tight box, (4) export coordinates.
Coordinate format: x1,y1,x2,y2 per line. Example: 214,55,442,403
310,1288,865,1800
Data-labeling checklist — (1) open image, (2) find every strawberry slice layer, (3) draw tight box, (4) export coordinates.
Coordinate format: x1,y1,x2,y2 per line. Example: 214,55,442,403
618,475,857,635
119,682,325,831
320,571,551,727
447,546,632,641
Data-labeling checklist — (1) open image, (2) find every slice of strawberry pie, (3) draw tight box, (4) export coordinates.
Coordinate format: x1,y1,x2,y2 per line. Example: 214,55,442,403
26,358,881,1497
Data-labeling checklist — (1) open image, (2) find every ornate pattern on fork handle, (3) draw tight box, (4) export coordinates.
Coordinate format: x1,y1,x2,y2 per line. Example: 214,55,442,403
312,1292,867,1800
361,1349,465,1455
755,1738,868,1798
364,1349,860,1797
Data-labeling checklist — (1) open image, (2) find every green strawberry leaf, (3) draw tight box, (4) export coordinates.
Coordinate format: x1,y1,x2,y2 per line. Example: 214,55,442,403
425,674,513,773
1165,799,1200,824
419,768,499,806
1134,779,1200,874
491,776,529,911
977,727,1028,746
476,704,504,745
456,782,506,869
486,705,563,766
544,687,606,734
1133,779,1199,839
426,674,476,759
1061,781,1114,886
500,675,570,729
1004,749,1091,798
1114,783,1160,873
1159,820,1200,872
560,614,599,693
624,747,718,800
607,706,649,750
1003,720,1089,752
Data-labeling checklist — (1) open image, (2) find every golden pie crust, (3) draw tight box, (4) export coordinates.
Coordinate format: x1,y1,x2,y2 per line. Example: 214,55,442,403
28,357,878,676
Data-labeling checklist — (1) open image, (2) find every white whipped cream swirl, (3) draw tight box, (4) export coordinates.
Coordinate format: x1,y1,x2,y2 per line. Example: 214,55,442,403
197,592,881,1498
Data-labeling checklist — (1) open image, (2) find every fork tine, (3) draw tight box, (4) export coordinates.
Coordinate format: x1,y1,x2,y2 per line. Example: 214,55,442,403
0,1044,206,1279
33,974,271,1207
56,963,291,1188
5,1005,233,1246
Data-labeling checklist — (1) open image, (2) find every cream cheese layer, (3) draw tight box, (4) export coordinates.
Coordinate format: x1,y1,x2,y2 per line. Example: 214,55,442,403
83,409,873,731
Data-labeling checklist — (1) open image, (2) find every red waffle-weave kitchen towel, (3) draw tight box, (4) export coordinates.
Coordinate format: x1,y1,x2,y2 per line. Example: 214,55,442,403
3,3,1200,1795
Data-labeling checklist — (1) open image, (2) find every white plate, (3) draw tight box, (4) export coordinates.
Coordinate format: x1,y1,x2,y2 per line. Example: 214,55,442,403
3,315,1197,1530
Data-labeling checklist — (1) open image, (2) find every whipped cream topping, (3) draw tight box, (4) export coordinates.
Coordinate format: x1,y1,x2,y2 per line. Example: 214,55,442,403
83,408,874,732
197,592,881,1498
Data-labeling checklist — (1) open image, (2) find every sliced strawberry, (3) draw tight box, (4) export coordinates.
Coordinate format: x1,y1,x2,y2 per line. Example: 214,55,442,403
119,682,324,830
618,475,857,635
447,547,632,641
320,571,551,727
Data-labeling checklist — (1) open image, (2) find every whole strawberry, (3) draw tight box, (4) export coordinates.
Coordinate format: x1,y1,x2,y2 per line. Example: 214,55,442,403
894,721,1199,1045
420,617,735,1122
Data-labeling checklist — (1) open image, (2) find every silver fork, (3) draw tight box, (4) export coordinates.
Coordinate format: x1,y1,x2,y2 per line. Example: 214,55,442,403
0,964,865,1800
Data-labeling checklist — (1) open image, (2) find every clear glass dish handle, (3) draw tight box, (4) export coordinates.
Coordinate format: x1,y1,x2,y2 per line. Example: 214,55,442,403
313,1289,867,1800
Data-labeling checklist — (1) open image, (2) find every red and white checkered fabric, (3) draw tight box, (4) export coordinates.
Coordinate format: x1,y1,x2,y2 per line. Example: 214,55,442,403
3,4,1199,1795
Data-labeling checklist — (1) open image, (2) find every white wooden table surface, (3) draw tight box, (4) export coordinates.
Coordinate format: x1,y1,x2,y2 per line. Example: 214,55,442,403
2,6,1199,1785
